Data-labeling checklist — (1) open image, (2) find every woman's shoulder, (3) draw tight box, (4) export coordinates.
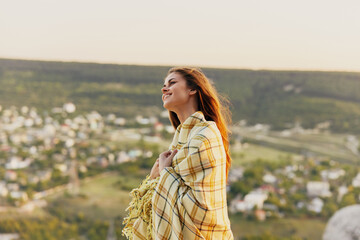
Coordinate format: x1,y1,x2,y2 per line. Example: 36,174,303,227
189,120,221,143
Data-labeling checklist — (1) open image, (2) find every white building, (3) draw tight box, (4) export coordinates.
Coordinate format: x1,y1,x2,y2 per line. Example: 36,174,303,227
10,191,28,201
337,185,348,202
263,173,277,184
136,115,150,125
5,157,32,169
230,190,268,213
165,125,175,134
307,198,324,213
114,117,126,126
63,102,76,113
352,173,360,188
307,181,332,198
244,190,268,210
117,151,130,163
0,233,20,240
0,181,9,197
320,169,345,180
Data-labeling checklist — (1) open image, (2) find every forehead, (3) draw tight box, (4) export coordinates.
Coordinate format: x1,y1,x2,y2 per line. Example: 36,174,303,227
163,72,184,85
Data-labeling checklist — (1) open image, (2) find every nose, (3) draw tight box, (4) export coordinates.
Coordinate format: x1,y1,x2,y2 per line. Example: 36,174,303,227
161,86,168,94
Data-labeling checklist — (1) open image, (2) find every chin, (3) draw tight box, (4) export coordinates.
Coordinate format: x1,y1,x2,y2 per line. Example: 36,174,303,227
163,101,169,109
163,102,174,112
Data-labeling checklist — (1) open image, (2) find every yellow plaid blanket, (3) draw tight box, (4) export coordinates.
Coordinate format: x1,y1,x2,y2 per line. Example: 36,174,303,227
123,111,233,239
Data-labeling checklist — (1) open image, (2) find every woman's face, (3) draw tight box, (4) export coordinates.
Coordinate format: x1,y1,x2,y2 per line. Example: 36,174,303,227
161,72,193,111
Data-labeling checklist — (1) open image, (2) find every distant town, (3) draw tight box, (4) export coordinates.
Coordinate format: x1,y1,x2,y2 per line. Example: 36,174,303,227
0,103,175,212
0,102,360,239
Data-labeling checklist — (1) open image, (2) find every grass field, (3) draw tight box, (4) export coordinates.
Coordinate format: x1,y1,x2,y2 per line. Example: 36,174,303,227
231,142,294,166
234,127,360,164
46,171,145,221
230,214,326,239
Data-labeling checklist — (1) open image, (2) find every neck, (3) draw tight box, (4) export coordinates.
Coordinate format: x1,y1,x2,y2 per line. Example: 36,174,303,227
171,96,199,124
175,106,198,124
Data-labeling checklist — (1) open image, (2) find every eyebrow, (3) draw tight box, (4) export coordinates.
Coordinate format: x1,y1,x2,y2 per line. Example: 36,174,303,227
163,78,176,87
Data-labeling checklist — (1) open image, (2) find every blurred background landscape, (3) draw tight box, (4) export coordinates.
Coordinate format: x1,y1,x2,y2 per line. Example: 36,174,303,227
0,58,359,240
1,0,359,239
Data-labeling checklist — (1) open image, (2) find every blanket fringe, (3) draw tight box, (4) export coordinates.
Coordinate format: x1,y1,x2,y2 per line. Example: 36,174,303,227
122,175,159,240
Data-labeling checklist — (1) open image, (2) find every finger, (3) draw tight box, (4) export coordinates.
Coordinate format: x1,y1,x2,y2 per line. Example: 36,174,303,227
169,149,178,159
160,150,171,158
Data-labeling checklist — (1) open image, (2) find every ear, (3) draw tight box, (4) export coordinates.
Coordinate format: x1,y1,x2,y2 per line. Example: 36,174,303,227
189,89,197,96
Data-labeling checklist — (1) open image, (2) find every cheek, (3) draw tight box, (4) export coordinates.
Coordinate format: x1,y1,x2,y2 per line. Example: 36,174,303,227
178,91,191,101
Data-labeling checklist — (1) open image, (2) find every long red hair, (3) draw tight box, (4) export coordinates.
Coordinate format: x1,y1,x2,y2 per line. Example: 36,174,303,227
165,67,232,181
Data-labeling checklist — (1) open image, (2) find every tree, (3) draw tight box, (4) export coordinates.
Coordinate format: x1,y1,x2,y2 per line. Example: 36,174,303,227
340,193,357,208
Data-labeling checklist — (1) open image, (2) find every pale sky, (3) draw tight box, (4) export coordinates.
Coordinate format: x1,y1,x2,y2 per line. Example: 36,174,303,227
1,0,359,71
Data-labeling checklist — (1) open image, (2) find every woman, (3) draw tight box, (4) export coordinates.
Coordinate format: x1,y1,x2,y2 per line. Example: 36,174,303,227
123,67,234,239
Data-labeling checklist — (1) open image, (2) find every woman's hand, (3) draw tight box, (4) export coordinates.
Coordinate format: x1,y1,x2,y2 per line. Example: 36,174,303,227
149,158,160,179
159,149,178,174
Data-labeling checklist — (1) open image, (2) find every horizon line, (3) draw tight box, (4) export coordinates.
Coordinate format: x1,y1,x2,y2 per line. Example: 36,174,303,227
1,56,359,74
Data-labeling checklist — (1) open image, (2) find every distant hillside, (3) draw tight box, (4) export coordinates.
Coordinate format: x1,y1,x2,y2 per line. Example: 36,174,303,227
1,58,360,133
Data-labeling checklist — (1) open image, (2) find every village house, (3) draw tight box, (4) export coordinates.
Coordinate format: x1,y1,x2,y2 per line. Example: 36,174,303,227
230,190,269,213
79,165,88,173
165,125,175,134
307,197,324,213
0,181,9,197
63,102,76,113
263,173,277,184
106,113,116,123
54,163,68,173
320,169,345,180
0,233,20,240
307,181,332,198
114,117,126,126
136,115,150,125
5,156,32,169
352,173,360,187
229,195,245,213
117,151,131,163
10,191,28,202
337,185,348,202
154,122,164,132
128,149,143,159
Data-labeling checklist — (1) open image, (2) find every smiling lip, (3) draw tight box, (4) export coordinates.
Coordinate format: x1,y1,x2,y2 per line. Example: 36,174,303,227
162,93,172,101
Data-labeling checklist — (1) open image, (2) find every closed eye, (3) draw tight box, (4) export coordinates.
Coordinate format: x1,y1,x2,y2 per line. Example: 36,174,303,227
163,80,176,88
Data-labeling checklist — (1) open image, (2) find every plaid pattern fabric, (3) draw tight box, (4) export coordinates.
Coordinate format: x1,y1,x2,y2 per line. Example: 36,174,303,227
152,111,234,239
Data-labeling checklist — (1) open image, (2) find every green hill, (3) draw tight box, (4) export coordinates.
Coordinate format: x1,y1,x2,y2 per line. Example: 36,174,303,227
1,58,360,133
